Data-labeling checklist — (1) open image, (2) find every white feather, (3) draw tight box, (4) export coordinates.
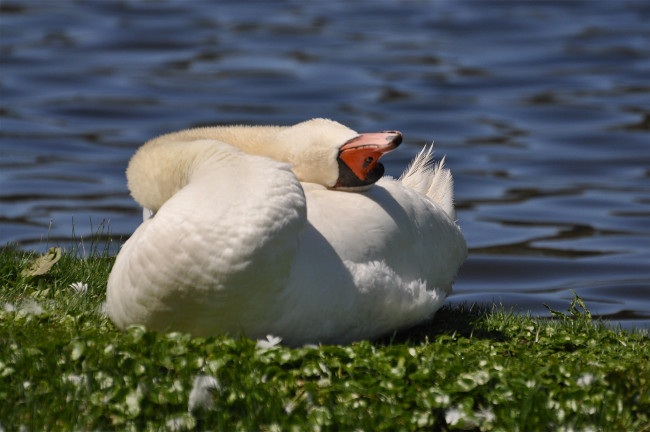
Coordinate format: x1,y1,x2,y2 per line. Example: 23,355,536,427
399,144,456,220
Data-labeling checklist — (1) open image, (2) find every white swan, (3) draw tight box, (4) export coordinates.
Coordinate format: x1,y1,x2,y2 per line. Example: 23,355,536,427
107,118,467,346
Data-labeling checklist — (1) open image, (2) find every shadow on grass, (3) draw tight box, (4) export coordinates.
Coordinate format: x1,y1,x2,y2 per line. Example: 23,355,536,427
377,303,507,346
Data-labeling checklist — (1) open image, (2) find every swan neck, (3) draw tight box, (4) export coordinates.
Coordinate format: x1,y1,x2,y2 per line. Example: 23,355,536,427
126,140,234,211
149,125,292,163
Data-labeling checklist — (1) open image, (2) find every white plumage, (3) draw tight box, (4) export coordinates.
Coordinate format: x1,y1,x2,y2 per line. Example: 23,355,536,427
107,118,467,346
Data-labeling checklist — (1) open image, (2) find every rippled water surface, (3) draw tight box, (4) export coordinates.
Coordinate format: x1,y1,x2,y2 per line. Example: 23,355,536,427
1,1,649,329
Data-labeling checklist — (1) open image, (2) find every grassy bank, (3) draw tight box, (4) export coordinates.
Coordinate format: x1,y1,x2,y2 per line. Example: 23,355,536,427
1,243,648,431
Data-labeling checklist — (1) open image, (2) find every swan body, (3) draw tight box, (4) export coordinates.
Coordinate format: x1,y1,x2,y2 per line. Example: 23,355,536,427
107,119,467,346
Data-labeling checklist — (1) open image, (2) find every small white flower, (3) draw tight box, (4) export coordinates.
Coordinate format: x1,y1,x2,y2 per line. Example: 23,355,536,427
166,415,193,432
3,303,16,313
577,373,595,387
475,407,496,423
188,374,220,412
284,401,296,414
69,282,88,293
62,374,86,386
445,406,464,426
256,334,282,349
21,299,43,315
585,406,597,415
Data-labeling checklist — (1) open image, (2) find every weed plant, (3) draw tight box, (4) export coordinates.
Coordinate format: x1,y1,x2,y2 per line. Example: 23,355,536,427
0,237,648,431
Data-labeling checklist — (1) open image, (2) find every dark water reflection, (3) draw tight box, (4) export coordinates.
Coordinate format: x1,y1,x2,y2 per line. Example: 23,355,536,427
1,1,649,330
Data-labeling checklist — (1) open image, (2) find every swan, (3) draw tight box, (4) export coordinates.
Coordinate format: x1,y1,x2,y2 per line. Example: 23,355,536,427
106,118,467,346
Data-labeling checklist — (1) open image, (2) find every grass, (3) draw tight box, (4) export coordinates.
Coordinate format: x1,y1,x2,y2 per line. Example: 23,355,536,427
1,238,649,431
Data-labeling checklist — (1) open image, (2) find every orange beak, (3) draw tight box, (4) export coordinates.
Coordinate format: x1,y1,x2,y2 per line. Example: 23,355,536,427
335,131,402,188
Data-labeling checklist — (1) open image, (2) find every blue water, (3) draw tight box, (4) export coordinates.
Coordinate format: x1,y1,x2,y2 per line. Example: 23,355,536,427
1,1,649,329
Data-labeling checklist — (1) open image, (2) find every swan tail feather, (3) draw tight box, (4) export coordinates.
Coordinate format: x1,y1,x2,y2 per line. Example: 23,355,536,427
399,144,456,220
398,145,435,194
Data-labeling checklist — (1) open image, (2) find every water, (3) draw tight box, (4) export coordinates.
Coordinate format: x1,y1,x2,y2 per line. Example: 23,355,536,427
1,1,649,329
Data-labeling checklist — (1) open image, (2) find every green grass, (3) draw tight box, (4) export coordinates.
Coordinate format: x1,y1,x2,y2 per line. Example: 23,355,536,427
1,241,649,431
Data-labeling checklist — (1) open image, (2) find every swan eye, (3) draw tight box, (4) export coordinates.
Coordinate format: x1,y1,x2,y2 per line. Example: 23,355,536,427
363,157,374,169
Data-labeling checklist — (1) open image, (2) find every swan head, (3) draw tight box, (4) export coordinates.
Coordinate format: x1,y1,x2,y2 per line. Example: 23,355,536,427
280,118,402,191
